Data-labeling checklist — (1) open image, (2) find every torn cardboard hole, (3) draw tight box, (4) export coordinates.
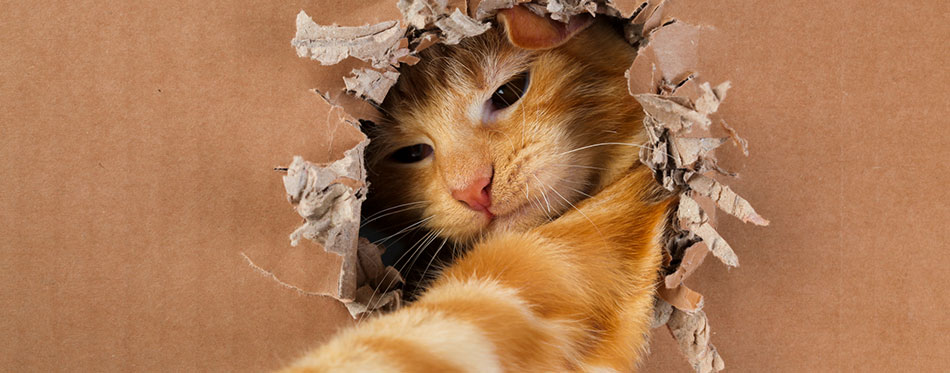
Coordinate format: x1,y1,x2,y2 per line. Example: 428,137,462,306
258,1,767,370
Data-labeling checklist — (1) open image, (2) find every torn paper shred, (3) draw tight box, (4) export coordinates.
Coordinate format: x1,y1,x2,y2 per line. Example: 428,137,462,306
677,193,738,267
626,20,702,94
283,146,367,251
343,68,401,104
635,82,730,134
719,120,749,156
472,0,522,21
687,173,770,226
291,4,488,112
413,31,441,52
398,0,471,26
651,297,674,328
656,282,704,312
664,241,709,289
435,9,492,44
668,309,726,373
671,136,728,169
281,145,366,300
398,0,450,29
281,150,403,317
543,0,598,22
292,11,407,69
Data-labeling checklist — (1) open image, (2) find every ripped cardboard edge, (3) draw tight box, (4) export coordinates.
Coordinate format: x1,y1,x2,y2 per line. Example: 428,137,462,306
292,12,407,69
291,2,492,107
636,81,768,267
630,18,771,372
273,0,767,370
280,147,365,301
275,146,405,317
651,297,724,372
668,304,727,373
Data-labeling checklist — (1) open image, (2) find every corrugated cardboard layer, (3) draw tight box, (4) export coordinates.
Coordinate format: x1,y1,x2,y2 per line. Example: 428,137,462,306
1,0,947,371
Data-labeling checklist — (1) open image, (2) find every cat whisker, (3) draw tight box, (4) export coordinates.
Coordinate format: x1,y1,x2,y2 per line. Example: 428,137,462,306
358,232,428,325
537,169,594,197
557,142,661,157
553,163,606,171
402,229,441,276
419,235,449,285
396,230,435,272
564,185,593,199
367,102,398,120
523,184,544,220
536,175,606,243
360,203,429,227
549,176,594,189
520,102,527,148
521,187,540,218
360,225,440,324
533,175,555,214
535,196,554,222
373,215,434,247
362,201,428,222
402,229,444,289
526,184,554,222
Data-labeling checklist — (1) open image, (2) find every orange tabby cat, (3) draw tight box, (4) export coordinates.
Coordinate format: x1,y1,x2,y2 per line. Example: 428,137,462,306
283,6,673,372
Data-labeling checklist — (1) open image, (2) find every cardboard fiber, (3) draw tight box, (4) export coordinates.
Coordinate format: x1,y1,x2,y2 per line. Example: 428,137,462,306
1,0,947,372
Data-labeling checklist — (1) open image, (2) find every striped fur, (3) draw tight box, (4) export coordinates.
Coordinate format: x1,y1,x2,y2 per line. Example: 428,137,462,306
284,167,670,372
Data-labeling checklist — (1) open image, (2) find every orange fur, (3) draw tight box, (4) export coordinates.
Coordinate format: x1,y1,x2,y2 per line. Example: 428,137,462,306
284,168,670,372
364,20,644,242
283,18,673,372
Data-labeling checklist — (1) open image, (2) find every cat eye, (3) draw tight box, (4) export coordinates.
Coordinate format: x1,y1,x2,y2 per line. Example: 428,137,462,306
489,72,529,110
390,144,433,163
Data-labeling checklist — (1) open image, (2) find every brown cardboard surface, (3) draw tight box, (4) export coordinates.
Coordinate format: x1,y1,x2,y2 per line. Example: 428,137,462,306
1,1,948,373
0,1,372,371
641,0,950,371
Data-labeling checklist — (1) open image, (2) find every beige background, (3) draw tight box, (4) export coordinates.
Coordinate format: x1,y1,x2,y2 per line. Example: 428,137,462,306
1,0,947,371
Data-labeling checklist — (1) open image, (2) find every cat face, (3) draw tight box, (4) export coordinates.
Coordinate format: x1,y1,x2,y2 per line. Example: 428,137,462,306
365,22,642,243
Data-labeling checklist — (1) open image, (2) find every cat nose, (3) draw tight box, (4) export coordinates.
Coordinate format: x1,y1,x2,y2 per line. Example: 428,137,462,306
451,176,492,212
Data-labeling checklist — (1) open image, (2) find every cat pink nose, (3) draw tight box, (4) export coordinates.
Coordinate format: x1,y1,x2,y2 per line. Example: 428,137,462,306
451,176,492,212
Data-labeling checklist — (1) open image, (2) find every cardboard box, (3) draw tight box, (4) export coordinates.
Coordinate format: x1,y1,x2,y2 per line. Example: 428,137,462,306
1,0,947,371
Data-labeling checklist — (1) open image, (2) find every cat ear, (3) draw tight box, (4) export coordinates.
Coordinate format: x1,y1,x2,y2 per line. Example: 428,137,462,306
497,5,594,50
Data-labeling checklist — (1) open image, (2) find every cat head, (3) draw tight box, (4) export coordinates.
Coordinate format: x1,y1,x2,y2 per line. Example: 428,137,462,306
364,9,644,243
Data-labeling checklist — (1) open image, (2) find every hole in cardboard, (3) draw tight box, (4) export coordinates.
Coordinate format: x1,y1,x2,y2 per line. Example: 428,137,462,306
280,3,766,369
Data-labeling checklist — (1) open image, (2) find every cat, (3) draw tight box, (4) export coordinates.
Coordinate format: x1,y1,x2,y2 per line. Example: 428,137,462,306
283,6,674,372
